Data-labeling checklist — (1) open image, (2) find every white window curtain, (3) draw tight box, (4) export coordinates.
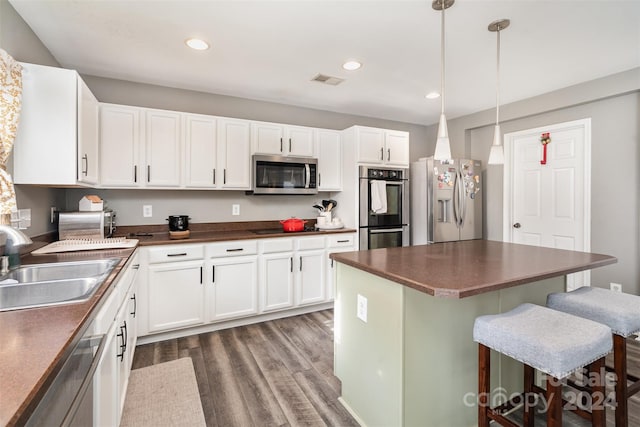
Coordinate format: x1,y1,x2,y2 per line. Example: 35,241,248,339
0,49,22,225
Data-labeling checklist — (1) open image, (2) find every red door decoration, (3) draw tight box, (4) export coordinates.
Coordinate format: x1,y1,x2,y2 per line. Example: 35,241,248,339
540,132,551,165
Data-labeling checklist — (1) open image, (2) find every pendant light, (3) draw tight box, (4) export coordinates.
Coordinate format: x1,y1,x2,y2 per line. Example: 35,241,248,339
487,19,510,165
432,0,454,161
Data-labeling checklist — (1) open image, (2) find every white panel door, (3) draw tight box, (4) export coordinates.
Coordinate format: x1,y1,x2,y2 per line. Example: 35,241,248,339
317,129,342,191
505,119,591,290
218,118,251,189
100,104,141,187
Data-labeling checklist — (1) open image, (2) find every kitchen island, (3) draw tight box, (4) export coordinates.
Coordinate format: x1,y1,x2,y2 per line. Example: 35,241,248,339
329,240,616,427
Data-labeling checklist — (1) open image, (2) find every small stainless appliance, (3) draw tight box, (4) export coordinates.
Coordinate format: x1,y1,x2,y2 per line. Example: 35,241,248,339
251,154,318,195
58,210,116,240
359,166,410,249
411,157,482,244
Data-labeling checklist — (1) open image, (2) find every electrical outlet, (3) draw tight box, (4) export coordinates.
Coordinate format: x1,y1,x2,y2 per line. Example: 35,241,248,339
232,204,240,216
143,205,152,218
357,294,368,323
610,282,622,293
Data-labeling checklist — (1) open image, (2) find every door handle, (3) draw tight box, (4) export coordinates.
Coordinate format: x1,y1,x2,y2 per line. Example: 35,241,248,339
513,223,521,228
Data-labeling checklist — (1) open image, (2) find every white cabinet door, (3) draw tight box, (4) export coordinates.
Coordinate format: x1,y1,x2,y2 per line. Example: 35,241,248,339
145,109,181,187
13,63,84,185
184,114,217,188
147,260,205,332
94,320,119,426
252,122,284,155
252,122,315,157
357,127,386,164
317,129,342,191
77,77,99,184
207,256,258,321
100,104,141,187
260,252,294,312
286,125,315,157
296,250,325,305
218,118,251,189
385,130,410,167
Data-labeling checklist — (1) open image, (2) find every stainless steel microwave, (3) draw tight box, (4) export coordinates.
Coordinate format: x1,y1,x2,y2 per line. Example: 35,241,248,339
251,154,318,195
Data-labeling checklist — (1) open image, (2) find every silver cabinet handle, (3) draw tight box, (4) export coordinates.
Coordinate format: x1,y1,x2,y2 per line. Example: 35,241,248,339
82,154,88,176
167,252,188,257
147,165,151,182
289,138,292,153
134,165,137,183
280,137,283,152
213,169,216,185
387,148,390,161
380,147,384,160
226,248,244,252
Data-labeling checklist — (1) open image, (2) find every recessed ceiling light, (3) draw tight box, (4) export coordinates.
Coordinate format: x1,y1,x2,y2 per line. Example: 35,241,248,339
185,38,210,51
425,92,441,99
342,60,362,71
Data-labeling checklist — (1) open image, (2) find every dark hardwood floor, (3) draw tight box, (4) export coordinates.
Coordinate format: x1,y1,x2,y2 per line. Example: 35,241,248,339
133,310,640,427
132,310,358,427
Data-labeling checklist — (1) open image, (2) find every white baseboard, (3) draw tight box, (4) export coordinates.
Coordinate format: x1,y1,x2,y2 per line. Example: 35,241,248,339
137,302,334,345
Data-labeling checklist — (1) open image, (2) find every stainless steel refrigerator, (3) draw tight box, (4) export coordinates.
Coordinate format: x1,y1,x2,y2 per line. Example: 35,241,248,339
411,157,482,244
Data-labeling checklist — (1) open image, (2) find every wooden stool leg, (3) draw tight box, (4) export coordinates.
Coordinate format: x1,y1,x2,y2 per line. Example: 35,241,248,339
546,376,563,427
614,334,628,427
478,343,491,427
590,357,606,427
523,364,535,427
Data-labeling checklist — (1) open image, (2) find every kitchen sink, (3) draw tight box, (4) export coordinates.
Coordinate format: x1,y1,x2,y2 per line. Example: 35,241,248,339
0,258,120,311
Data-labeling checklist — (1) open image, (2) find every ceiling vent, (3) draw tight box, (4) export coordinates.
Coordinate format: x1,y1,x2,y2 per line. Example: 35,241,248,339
311,74,345,86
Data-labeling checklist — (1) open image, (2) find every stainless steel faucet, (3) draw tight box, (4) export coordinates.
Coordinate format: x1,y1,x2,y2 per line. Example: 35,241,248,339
0,225,32,269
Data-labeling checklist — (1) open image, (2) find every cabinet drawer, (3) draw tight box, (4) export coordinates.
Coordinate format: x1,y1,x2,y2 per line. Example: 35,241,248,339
148,244,204,263
261,238,294,254
295,236,325,251
206,240,258,258
327,234,355,248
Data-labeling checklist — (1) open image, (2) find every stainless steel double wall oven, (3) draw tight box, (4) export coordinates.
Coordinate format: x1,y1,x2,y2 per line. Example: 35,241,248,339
359,166,410,249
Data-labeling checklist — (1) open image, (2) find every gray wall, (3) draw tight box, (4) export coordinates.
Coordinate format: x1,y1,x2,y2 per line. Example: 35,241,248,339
1,0,65,236
438,68,640,294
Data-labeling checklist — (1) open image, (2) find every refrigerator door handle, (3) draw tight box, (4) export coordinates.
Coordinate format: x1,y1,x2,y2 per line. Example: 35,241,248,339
452,172,459,227
459,169,467,228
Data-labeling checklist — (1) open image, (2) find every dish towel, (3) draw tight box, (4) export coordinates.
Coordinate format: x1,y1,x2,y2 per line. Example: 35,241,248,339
370,180,387,214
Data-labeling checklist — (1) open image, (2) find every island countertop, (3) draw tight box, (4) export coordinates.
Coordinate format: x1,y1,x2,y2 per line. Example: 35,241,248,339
329,239,617,298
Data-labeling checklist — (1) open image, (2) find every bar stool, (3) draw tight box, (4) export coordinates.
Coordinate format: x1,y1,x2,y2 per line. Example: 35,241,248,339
473,303,613,427
547,286,640,427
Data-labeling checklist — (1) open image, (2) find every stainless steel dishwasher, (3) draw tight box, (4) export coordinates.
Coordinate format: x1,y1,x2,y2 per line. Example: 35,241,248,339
26,319,105,427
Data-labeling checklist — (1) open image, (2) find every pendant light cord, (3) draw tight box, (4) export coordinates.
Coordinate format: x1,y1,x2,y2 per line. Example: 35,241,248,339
495,27,501,126
440,1,446,116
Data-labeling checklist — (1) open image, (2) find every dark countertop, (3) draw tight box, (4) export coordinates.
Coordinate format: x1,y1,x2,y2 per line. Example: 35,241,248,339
0,221,355,426
329,240,617,298
116,219,355,246
0,248,136,427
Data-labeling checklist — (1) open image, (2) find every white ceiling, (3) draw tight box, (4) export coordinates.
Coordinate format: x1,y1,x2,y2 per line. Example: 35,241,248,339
9,0,640,126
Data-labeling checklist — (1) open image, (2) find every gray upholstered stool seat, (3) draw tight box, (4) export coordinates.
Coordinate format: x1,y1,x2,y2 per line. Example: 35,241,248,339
547,286,640,427
473,303,612,379
547,286,640,337
474,303,613,427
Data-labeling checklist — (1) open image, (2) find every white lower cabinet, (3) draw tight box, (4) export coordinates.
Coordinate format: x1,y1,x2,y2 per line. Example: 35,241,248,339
295,237,326,306
93,252,140,426
138,232,356,338
325,234,356,301
259,239,295,312
147,259,205,333
205,240,259,321
207,255,258,321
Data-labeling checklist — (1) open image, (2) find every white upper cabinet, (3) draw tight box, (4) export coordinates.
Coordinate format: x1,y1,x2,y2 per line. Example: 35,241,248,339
217,118,251,189
184,113,217,188
100,104,141,187
317,129,342,191
13,62,99,186
144,109,181,187
77,78,99,184
349,125,410,167
251,121,315,157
